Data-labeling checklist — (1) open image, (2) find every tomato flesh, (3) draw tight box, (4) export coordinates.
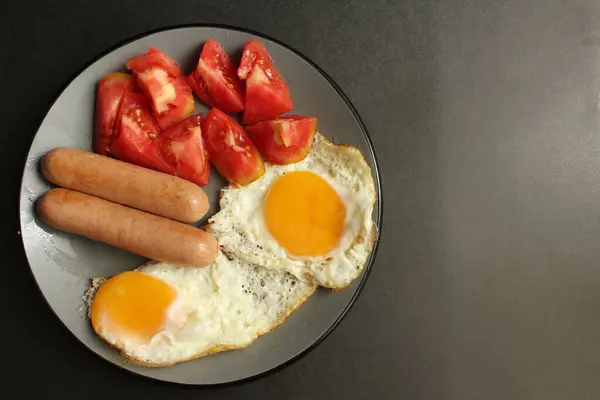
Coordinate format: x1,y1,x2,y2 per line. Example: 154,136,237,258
110,90,174,173
238,40,269,80
201,107,265,186
151,77,195,130
94,72,134,155
158,114,210,186
187,39,244,113
245,116,317,165
238,40,292,124
127,48,194,130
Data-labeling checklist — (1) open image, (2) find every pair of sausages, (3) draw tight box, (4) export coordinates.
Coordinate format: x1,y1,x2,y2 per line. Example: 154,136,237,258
37,148,218,267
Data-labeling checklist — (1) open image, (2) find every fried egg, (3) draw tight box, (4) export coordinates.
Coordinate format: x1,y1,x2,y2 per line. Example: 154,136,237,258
207,133,377,290
86,251,315,366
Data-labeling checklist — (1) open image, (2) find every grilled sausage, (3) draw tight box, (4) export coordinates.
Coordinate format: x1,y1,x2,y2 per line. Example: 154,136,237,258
41,147,209,223
36,188,218,267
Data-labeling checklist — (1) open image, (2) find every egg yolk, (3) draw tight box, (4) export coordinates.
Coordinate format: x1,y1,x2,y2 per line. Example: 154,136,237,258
264,171,346,257
90,271,177,344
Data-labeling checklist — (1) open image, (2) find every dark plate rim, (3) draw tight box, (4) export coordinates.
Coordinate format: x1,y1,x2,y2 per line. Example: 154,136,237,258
17,22,384,387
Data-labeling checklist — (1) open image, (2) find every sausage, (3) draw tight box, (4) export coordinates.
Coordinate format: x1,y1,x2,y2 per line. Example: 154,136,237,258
41,147,209,223
37,188,218,267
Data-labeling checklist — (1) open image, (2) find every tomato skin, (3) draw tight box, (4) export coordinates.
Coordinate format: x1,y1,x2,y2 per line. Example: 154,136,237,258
126,47,183,78
245,116,317,165
94,72,134,155
110,90,174,174
158,114,210,186
126,48,195,130
238,40,292,124
201,108,265,186
187,39,244,113
186,73,213,109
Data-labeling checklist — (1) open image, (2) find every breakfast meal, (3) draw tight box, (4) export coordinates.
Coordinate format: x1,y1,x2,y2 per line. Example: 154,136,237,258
35,37,377,367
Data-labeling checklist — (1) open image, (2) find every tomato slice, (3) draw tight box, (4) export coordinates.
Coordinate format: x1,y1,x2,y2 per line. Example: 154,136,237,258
238,40,292,125
94,72,134,155
245,116,317,165
201,107,265,186
110,90,174,173
186,39,244,113
126,48,194,130
158,114,210,186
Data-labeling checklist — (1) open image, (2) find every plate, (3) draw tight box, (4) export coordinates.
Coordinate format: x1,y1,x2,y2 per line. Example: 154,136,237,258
18,25,382,385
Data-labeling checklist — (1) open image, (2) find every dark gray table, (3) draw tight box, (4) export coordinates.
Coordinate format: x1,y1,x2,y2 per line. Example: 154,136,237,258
4,1,600,399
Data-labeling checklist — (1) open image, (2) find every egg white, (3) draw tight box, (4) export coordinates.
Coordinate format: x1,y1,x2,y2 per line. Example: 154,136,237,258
87,251,316,366
207,133,377,290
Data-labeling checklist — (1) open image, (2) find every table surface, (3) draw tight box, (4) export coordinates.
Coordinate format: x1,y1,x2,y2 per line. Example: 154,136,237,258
4,1,600,399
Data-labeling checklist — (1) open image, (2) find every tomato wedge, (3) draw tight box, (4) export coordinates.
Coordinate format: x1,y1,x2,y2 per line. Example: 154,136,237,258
158,114,210,186
186,39,244,113
201,108,265,186
110,90,174,173
238,40,292,125
94,72,134,155
245,116,317,165
126,48,194,130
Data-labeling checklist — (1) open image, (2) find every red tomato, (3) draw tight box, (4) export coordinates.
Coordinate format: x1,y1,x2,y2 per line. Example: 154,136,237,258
158,114,210,186
126,47,183,78
94,72,134,155
245,116,317,165
186,39,244,113
201,107,265,186
152,77,195,130
238,40,292,125
110,90,174,173
126,48,194,130
238,40,268,80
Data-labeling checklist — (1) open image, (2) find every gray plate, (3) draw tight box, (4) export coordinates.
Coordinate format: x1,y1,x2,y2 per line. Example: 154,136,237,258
18,25,382,385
